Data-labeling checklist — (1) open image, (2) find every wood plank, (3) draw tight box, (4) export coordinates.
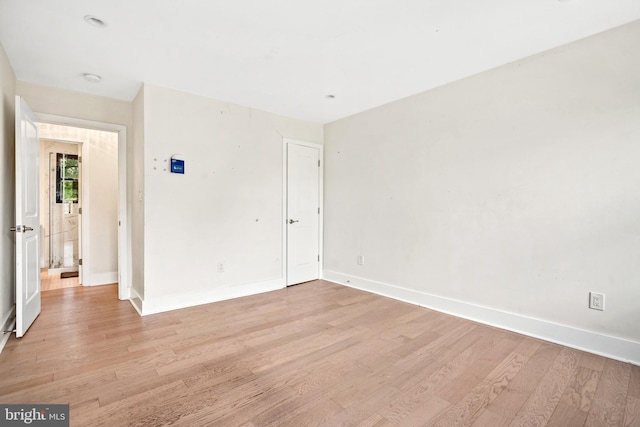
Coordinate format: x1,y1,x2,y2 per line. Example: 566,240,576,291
624,396,640,427
488,342,562,419
472,409,510,427
0,373,54,396
86,380,191,426
629,365,640,398
436,334,523,403
430,350,529,426
506,347,582,427
252,394,343,426
352,414,395,427
389,394,451,427
584,359,632,427
318,384,403,427
290,360,370,396
579,352,607,372
380,337,498,424
546,366,600,427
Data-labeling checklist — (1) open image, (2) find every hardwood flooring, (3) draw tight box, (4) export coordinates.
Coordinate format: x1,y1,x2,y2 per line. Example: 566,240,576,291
0,280,638,426
40,268,80,291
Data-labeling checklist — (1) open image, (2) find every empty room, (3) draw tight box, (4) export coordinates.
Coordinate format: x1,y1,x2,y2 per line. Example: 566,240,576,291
1,1,639,426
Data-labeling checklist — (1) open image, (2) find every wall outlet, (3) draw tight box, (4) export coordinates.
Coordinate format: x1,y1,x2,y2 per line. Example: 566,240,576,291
357,255,365,266
217,263,224,273
589,292,604,311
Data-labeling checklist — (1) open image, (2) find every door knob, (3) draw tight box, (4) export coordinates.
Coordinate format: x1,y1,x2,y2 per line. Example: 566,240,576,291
9,225,33,233
288,219,299,224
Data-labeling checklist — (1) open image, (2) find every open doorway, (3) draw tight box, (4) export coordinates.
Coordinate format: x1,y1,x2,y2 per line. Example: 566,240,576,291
39,139,81,291
37,123,119,292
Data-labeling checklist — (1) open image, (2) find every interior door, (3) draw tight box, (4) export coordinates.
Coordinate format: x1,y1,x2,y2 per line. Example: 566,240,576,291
286,143,320,285
14,96,41,337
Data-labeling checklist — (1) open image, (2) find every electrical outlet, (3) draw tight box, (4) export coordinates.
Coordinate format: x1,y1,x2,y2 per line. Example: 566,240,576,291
357,255,365,266
589,292,604,311
217,263,224,273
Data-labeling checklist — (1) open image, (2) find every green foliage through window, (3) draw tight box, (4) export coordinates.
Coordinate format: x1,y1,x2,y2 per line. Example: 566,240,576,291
56,153,79,203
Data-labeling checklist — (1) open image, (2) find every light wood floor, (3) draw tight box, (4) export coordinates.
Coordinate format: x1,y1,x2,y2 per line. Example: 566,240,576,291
0,281,638,426
40,268,80,291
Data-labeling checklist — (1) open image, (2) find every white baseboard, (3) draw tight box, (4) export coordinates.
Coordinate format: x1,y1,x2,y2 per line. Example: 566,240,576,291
84,271,118,287
137,278,286,316
323,270,640,366
0,307,16,355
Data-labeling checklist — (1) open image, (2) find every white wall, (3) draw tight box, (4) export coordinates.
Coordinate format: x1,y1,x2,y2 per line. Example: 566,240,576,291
16,82,133,135
0,41,16,348
324,21,640,363
137,84,322,313
38,124,119,285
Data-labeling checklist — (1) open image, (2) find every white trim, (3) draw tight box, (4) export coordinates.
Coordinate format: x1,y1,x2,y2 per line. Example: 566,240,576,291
117,124,130,300
137,278,285,316
323,270,640,366
282,138,324,286
80,140,87,285
0,307,16,354
34,113,130,301
83,271,118,286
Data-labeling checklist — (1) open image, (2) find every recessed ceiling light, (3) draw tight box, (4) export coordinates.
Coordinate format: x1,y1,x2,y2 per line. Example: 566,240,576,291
83,73,102,83
325,94,336,99
84,15,107,27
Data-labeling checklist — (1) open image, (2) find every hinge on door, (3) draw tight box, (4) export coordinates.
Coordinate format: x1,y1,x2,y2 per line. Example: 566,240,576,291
79,207,82,214
318,207,320,214
318,255,320,262
78,156,82,163
79,259,83,266
318,160,320,167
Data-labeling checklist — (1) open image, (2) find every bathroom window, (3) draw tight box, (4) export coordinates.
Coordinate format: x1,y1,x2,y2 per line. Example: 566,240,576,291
56,153,79,203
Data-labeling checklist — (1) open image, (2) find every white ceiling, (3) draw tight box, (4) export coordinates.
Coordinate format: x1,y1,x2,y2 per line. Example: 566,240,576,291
1,1,639,124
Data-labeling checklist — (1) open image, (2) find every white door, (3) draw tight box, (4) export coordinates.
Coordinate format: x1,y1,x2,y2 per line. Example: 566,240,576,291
14,96,41,337
286,143,320,285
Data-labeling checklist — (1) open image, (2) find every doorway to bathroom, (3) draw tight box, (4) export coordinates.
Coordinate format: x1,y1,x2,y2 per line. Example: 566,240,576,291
37,123,120,292
39,139,82,291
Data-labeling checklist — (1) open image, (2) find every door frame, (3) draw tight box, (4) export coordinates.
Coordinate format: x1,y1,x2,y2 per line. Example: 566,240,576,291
282,138,323,286
36,113,130,300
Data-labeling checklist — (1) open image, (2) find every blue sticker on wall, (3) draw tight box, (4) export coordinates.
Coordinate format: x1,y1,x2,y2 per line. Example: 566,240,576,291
170,158,184,174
